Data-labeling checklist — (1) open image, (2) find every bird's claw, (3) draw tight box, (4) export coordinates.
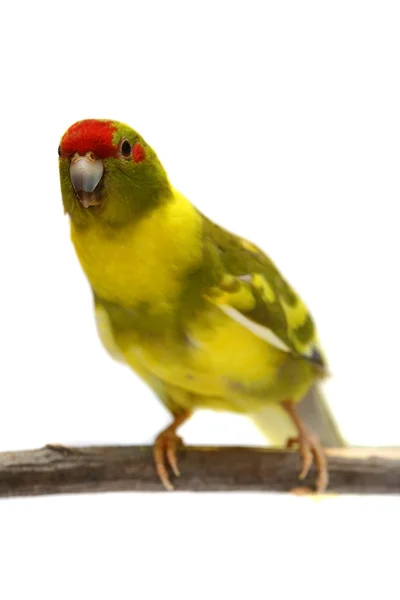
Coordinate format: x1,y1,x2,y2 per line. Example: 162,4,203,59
153,430,184,491
286,432,328,493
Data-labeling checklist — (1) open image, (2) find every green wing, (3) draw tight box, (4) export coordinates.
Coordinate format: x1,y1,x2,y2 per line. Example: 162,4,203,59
202,217,326,369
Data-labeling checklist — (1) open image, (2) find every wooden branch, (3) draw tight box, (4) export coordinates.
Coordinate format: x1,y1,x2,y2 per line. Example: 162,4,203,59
0,445,399,498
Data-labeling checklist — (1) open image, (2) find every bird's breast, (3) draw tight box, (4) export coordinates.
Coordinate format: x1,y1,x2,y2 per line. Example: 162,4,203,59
70,192,203,311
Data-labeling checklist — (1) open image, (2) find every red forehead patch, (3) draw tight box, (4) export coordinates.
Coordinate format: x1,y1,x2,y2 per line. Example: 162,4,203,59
61,119,117,158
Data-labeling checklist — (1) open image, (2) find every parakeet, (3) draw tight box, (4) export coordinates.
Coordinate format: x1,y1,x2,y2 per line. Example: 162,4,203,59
58,119,344,493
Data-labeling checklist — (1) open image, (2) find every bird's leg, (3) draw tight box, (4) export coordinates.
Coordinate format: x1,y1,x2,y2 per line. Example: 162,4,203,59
153,410,192,491
282,400,328,493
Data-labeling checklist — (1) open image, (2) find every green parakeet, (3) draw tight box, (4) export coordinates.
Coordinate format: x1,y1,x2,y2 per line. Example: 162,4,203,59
58,119,344,492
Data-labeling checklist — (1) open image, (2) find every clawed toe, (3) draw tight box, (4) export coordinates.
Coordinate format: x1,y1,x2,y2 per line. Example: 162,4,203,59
282,400,329,493
154,431,183,490
287,433,328,492
153,410,190,490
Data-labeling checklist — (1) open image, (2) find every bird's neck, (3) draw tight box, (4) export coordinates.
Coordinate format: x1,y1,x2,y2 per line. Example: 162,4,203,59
70,190,203,313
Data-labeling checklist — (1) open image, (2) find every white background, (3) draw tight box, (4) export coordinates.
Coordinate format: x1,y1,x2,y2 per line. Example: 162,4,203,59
1,1,399,598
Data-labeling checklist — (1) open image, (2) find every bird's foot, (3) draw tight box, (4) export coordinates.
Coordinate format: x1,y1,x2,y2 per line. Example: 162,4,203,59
282,398,328,493
153,410,191,491
286,431,328,493
154,431,183,491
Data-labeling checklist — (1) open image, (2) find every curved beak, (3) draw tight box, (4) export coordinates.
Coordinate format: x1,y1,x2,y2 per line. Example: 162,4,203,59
70,152,104,208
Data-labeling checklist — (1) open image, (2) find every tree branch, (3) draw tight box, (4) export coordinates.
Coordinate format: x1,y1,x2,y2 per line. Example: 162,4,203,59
0,445,399,498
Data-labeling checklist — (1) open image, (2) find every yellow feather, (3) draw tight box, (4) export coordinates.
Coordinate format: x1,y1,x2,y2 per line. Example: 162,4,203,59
94,304,125,362
71,189,202,311
280,297,309,330
252,273,276,303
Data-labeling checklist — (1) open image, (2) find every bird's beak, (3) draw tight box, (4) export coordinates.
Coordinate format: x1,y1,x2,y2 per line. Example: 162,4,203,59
70,152,104,208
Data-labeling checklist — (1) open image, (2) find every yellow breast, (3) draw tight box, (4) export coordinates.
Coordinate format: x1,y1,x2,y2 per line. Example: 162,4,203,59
94,303,126,362
70,190,202,311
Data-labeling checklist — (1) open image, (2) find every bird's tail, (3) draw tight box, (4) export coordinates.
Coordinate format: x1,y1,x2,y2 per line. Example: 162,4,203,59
251,386,346,448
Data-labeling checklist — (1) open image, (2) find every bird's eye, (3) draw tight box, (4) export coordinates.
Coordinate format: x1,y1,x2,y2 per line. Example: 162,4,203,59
58,145,62,157
121,140,132,157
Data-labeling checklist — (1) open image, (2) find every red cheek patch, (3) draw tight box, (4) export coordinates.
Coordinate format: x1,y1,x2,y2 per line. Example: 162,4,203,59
132,143,145,162
61,119,117,158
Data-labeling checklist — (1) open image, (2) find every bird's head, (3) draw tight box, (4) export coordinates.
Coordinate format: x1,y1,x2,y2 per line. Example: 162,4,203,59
58,119,172,227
